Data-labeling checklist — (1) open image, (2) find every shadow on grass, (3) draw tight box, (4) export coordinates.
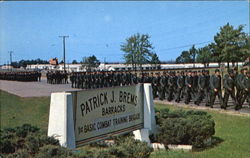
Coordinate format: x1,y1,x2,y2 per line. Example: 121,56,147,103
193,136,224,152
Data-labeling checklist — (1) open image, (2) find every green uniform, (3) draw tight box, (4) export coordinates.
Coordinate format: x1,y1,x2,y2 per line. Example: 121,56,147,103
223,74,237,109
210,74,224,108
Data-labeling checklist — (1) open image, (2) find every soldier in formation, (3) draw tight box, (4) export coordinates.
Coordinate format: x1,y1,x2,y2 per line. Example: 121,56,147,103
46,71,68,84
69,68,249,111
0,71,41,82
69,70,141,89
149,68,249,110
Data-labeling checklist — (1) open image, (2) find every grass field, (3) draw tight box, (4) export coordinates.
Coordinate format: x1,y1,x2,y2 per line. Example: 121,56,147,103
0,90,50,132
0,90,249,158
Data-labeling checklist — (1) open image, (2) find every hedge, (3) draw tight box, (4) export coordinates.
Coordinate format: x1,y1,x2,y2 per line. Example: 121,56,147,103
0,124,153,158
154,109,215,148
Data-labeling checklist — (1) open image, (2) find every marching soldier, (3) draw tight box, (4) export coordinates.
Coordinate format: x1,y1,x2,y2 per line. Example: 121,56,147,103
210,69,224,108
184,71,193,104
152,73,159,99
175,71,185,103
235,68,247,104
195,70,206,105
192,71,199,100
223,69,237,109
167,71,175,101
204,70,211,106
237,71,250,110
132,73,138,85
159,71,168,100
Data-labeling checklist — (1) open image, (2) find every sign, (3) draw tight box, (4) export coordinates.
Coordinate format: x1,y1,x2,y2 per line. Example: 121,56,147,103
73,84,144,147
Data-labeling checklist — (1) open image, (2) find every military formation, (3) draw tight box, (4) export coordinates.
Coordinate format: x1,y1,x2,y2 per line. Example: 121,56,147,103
69,68,250,111
69,71,137,89
0,71,41,82
46,71,68,84
149,68,250,111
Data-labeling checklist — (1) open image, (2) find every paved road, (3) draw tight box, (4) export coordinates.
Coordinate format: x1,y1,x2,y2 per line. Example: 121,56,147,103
0,78,80,97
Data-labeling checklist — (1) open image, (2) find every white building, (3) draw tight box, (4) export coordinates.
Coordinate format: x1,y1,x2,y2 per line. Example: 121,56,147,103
25,62,244,72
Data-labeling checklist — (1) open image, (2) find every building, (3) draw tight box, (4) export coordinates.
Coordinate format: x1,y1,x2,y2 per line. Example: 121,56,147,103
25,62,245,72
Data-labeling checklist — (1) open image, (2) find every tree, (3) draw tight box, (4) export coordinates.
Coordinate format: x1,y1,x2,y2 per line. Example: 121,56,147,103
213,23,250,68
196,46,212,67
13,58,49,68
72,60,78,64
59,60,64,64
81,55,100,71
189,45,198,67
121,33,155,71
150,53,161,69
175,51,192,64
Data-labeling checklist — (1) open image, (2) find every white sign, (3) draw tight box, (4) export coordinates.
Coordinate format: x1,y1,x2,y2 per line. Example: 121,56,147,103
74,84,144,147
48,84,155,149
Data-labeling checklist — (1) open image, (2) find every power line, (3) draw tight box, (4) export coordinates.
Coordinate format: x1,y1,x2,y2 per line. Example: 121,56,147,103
59,35,69,72
158,41,213,52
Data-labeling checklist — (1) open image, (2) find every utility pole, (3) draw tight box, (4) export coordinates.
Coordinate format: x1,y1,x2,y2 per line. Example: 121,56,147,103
59,36,69,72
8,51,13,70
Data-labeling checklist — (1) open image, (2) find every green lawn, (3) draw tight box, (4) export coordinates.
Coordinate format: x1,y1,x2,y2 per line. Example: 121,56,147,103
0,90,50,132
151,103,250,158
0,90,249,158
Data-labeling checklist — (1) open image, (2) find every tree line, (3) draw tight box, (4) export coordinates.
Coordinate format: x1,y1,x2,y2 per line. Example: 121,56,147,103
176,23,250,68
10,59,49,68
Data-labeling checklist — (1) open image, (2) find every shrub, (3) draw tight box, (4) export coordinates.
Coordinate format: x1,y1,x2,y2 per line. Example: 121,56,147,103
35,145,75,158
5,149,29,158
155,109,215,148
1,124,153,158
110,136,153,158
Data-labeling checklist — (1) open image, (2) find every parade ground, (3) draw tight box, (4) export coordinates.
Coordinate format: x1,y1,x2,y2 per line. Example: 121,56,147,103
0,78,79,97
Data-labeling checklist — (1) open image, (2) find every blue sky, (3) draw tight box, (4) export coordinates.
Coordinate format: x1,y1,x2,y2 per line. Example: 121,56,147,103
0,1,249,65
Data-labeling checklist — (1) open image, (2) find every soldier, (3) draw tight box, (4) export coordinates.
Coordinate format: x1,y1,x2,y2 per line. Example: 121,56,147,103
195,69,206,106
210,69,224,108
192,71,199,101
152,73,159,99
167,71,175,101
70,73,74,88
237,71,250,109
159,71,168,100
223,69,237,109
184,71,193,104
204,70,211,106
175,71,185,103
131,73,138,85
235,68,247,104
